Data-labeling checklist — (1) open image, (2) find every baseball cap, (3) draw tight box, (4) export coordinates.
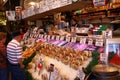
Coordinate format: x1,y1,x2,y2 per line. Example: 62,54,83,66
12,30,22,38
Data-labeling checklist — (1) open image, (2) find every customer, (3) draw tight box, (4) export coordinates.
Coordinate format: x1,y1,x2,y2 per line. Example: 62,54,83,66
7,30,26,80
0,32,8,80
71,18,79,27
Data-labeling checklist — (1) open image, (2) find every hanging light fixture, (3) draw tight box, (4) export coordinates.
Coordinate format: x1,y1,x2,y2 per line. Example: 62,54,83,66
3,0,6,2
29,1,36,6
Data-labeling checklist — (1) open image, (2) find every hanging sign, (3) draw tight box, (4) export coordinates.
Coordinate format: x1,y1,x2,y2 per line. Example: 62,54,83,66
92,0,106,6
80,37,86,44
95,38,104,46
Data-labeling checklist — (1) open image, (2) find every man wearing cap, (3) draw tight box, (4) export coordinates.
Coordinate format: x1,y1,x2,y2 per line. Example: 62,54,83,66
7,30,26,80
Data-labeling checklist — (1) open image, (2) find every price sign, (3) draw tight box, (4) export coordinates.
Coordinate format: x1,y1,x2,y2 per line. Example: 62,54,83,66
66,37,71,42
60,36,64,41
44,35,47,39
38,34,41,38
93,0,106,6
77,70,85,80
33,34,36,38
30,34,34,38
80,38,86,44
95,38,104,46
51,35,55,40
47,35,50,40
88,38,93,45
30,34,32,38
41,35,44,38
34,33,38,38
36,33,39,38
56,36,60,40
71,37,77,43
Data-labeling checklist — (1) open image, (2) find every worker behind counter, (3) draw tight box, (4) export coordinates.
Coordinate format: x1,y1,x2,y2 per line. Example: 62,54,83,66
70,18,80,36
55,17,66,30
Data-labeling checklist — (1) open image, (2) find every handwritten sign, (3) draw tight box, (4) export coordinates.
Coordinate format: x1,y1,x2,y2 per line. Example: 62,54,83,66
47,35,50,40
51,35,55,40
44,35,47,39
56,36,60,40
66,37,71,42
71,37,77,43
88,38,93,45
80,38,86,44
95,38,104,46
60,36,64,41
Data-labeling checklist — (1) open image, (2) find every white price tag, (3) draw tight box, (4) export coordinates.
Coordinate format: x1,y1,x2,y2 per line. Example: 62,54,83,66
88,38,93,45
51,35,55,40
44,35,47,39
95,38,104,46
77,70,85,80
80,38,86,44
30,34,33,38
34,33,38,38
34,34,36,38
66,37,71,42
47,35,50,40
71,37,77,42
41,35,44,38
38,34,41,38
60,36,64,41
56,36,60,40
31,34,34,38
36,34,39,38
